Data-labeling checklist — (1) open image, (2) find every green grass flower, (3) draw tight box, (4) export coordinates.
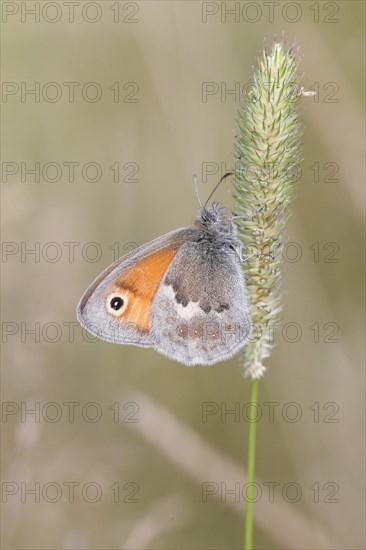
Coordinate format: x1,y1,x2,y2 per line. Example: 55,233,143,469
234,42,307,379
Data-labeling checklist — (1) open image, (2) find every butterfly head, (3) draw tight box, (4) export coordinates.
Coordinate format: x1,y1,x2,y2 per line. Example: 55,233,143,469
194,203,238,246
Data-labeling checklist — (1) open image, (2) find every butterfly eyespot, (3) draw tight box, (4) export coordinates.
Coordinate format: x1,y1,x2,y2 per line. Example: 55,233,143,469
177,324,188,338
106,293,128,316
111,297,124,310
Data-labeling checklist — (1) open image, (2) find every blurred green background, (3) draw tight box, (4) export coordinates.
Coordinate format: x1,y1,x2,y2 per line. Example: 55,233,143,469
2,1,365,549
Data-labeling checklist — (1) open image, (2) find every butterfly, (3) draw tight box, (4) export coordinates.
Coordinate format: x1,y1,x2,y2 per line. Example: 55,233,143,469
77,178,251,366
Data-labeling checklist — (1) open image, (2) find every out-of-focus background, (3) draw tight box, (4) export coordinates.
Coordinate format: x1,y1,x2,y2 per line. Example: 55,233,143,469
2,1,365,549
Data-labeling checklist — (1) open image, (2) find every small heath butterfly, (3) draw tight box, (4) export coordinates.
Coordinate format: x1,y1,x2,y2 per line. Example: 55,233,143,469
77,178,251,365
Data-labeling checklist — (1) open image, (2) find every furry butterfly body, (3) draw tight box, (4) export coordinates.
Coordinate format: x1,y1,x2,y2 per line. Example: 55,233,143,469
77,203,251,365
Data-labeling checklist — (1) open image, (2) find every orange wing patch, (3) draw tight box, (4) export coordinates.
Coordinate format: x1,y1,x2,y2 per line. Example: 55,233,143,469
105,247,177,332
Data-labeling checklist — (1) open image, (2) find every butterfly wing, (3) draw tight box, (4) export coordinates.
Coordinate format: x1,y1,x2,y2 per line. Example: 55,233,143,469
151,241,251,365
77,228,195,346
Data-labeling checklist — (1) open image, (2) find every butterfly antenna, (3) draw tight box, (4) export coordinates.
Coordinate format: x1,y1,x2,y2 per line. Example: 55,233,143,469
204,171,234,208
193,174,203,208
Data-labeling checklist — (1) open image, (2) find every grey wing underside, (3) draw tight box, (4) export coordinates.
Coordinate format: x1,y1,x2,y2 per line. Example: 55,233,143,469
151,242,251,366
76,228,195,346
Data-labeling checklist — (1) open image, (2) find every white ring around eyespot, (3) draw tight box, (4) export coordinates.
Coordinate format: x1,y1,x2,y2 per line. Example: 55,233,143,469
106,291,129,317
